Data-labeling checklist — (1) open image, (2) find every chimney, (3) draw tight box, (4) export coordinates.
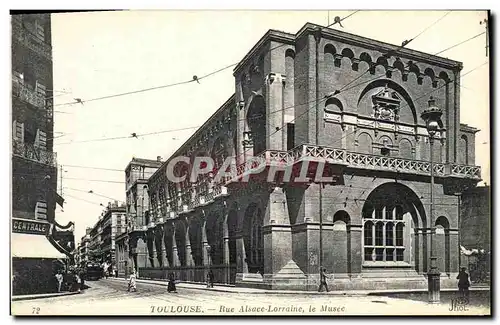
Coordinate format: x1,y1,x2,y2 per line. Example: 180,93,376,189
157,156,162,162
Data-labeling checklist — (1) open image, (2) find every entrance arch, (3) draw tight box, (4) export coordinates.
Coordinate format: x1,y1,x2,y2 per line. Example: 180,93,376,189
243,203,264,274
361,183,426,269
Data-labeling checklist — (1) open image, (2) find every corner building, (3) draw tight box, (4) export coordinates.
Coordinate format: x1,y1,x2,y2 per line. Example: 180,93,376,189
140,23,481,290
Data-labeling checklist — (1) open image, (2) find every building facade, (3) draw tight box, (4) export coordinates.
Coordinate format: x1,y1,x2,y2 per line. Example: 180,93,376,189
84,202,126,265
11,13,75,295
115,157,163,277
139,23,480,290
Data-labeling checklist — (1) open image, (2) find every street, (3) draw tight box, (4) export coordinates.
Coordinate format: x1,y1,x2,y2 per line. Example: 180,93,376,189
11,279,490,316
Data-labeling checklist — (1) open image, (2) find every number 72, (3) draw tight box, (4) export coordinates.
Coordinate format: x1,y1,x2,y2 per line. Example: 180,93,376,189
32,307,40,314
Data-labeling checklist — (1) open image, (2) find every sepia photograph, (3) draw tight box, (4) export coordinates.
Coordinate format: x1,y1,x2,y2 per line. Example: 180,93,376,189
9,7,491,317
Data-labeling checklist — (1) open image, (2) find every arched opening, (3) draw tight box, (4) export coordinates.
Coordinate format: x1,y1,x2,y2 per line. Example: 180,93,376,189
227,208,238,266
356,132,373,154
435,216,451,275
325,97,343,113
362,183,425,269
459,135,469,165
341,48,355,60
399,138,413,158
246,96,266,155
206,212,224,266
333,210,351,274
175,221,187,266
163,222,174,267
243,203,264,274
189,217,204,266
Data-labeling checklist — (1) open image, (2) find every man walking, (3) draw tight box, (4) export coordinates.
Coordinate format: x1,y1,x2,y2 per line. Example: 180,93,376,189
318,267,331,292
457,267,471,300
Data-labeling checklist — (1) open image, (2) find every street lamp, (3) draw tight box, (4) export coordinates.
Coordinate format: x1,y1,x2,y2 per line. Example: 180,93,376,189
420,96,442,304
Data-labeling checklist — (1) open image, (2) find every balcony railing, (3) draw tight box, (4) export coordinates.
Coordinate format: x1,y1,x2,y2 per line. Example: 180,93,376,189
12,18,52,60
230,144,481,181
12,140,57,167
12,78,46,108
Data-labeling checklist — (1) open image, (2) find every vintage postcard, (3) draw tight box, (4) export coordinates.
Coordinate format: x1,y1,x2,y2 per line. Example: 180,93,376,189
10,9,491,316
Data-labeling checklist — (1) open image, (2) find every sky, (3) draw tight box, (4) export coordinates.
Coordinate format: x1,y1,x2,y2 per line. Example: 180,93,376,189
49,10,490,242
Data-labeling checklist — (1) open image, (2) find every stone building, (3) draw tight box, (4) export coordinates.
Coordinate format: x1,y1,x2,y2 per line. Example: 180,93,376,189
115,157,163,277
86,202,126,265
139,23,481,290
11,13,75,295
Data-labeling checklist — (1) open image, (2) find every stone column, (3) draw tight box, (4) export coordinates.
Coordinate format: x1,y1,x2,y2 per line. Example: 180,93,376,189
223,213,230,284
263,187,292,275
265,73,286,150
184,224,194,267
171,226,180,267
449,229,459,273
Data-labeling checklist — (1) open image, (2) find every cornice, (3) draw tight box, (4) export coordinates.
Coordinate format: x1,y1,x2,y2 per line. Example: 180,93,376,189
296,22,463,71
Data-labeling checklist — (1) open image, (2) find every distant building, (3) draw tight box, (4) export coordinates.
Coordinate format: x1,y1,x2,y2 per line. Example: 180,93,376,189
115,157,162,277
461,185,490,251
84,202,126,266
11,13,75,295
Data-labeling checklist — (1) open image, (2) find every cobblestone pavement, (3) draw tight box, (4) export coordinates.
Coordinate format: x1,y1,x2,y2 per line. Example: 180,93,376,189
11,279,490,316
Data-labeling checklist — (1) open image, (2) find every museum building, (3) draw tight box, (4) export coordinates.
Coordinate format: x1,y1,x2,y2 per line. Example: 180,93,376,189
129,23,481,290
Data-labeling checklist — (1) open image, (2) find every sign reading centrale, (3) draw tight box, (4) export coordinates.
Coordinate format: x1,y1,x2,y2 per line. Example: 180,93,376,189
12,218,51,235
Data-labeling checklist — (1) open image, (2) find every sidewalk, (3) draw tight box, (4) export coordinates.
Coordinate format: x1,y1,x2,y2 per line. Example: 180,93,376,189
12,291,81,301
106,277,490,296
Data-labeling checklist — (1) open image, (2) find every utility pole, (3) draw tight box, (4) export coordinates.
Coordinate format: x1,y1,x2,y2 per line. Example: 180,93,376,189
480,18,489,57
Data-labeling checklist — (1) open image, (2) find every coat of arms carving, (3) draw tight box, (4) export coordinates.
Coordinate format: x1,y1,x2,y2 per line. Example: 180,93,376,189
372,85,402,122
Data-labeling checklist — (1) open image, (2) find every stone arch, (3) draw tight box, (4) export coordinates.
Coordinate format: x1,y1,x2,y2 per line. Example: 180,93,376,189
243,202,264,274
359,52,372,64
357,78,418,125
438,71,450,82
188,216,204,266
174,220,187,266
435,215,451,275
459,135,469,165
332,210,351,274
399,137,413,158
356,132,373,154
376,56,389,69
393,58,405,74
361,182,426,268
325,97,343,113
246,95,266,155
227,206,238,267
324,43,336,56
341,47,355,60
206,211,225,266
424,67,436,81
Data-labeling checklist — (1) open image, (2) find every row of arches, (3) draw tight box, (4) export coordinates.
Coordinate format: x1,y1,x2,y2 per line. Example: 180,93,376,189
324,43,451,82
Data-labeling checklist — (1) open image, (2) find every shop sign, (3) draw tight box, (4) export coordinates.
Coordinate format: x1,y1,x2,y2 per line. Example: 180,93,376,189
12,218,51,235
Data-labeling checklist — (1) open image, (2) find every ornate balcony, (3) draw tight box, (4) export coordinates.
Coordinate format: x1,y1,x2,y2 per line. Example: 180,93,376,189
12,139,57,167
12,18,52,60
291,144,481,180
228,144,481,183
12,78,46,108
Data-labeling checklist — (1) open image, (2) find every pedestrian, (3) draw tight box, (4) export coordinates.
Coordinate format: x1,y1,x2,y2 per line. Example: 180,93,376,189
318,267,331,292
128,270,137,292
207,270,214,288
457,267,470,300
167,272,177,293
74,273,82,293
79,270,85,291
55,272,63,293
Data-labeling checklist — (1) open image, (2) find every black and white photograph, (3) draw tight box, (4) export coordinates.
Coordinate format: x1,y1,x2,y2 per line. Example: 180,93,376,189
8,8,491,316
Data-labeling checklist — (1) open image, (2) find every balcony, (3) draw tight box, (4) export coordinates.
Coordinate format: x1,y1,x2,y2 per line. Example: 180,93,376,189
227,144,481,183
12,139,57,167
12,18,52,60
12,78,46,109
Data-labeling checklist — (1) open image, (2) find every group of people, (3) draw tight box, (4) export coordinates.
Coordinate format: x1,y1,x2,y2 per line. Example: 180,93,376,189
127,269,216,293
55,269,85,293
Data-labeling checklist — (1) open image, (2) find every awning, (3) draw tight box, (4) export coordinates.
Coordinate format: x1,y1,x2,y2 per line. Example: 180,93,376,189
11,233,67,259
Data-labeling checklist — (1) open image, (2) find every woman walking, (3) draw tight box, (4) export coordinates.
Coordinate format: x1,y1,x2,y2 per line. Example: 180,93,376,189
167,272,177,293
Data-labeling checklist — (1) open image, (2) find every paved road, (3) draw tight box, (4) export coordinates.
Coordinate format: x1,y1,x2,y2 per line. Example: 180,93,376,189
11,279,490,316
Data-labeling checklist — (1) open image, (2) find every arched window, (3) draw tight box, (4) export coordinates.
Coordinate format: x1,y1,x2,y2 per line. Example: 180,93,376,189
244,204,264,273
363,204,408,263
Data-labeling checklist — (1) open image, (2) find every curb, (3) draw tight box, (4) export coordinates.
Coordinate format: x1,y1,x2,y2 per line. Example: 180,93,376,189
12,291,81,301
105,277,490,296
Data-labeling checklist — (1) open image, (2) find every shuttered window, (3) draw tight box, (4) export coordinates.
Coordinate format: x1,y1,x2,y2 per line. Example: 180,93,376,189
34,129,47,149
13,120,25,142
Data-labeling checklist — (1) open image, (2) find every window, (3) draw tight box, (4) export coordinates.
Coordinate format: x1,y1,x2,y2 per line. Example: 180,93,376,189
34,129,46,150
363,205,406,263
13,120,24,142
381,147,390,156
